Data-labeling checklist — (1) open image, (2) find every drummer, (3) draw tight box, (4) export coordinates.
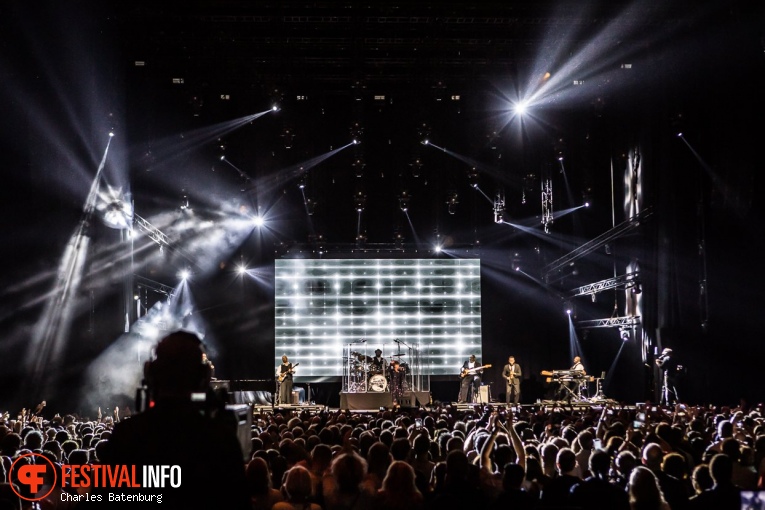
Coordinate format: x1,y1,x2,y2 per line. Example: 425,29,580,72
369,349,386,374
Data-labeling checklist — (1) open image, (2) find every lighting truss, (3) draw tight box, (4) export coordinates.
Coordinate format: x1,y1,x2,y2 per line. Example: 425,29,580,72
541,178,553,233
134,213,170,248
493,190,505,223
575,316,641,329
134,274,175,297
542,207,653,279
570,271,640,298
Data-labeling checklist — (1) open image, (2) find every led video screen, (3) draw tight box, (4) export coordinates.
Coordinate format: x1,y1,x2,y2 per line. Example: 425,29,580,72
274,258,482,380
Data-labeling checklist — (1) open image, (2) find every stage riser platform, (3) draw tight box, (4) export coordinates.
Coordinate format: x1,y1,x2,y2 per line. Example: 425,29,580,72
248,401,637,415
340,391,430,410
252,404,326,414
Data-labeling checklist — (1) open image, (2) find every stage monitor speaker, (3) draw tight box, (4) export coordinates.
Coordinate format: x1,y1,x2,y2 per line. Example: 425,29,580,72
478,385,491,403
210,380,230,392
398,391,431,408
398,392,415,408
291,391,299,405
226,404,252,461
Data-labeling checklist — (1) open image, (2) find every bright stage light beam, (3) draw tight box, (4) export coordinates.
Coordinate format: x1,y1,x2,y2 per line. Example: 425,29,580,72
23,134,114,401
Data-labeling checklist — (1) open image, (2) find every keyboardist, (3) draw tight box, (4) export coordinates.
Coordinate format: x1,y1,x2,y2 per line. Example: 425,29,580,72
557,355,586,402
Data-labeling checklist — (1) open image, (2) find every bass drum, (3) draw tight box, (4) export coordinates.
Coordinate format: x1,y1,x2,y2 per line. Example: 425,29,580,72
368,373,388,392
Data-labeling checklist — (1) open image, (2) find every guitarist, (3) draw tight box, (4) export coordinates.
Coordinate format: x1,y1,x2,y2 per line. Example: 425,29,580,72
458,354,483,403
502,355,522,405
277,355,296,405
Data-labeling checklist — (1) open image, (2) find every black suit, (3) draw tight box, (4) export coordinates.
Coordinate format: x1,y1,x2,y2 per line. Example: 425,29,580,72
503,362,522,404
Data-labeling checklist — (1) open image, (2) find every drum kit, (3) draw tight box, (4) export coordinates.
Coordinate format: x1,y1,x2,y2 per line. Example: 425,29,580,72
347,351,408,392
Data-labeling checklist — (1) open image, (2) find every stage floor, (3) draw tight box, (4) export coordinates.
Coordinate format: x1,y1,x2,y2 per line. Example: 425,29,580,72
251,395,625,415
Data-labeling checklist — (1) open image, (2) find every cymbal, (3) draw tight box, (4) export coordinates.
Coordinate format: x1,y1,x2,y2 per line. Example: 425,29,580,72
390,353,406,357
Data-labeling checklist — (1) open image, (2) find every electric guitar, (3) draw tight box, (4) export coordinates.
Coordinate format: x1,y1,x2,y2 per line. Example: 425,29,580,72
460,364,491,378
278,363,299,382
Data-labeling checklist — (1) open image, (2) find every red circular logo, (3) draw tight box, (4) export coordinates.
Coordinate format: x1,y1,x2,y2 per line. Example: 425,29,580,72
8,452,58,502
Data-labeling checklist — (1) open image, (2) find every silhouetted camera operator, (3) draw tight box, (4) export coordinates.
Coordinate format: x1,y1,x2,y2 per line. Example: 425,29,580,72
90,330,250,509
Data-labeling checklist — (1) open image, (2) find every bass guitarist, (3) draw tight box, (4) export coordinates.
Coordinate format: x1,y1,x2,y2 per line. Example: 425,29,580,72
458,354,488,403
277,355,297,405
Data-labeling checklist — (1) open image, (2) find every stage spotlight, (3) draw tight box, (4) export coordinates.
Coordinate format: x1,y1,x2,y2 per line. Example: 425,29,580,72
434,245,442,253
619,328,630,341
564,301,573,315
354,191,366,212
514,100,528,115
281,127,294,149
100,196,133,230
410,156,423,178
399,191,410,213
493,191,505,223
352,156,365,177
511,253,521,272
237,265,247,275
422,139,429,145
393,231,404,248
468,168,479,189
108,132,115,137
272,105,279,111
178,269,191,281
446,192,458,215
671,112,685,138
252,216,264,227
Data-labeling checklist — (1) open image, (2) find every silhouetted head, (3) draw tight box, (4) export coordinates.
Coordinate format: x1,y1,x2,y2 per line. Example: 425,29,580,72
144,330,211,399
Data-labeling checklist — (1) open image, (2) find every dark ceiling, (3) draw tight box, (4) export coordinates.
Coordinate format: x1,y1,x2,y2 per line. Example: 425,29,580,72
1,0,763,410
105,0,746,252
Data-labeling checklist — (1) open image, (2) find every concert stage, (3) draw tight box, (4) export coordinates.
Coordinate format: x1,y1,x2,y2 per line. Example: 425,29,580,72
339,390,430,410
252,403,327,414
248,400,633,417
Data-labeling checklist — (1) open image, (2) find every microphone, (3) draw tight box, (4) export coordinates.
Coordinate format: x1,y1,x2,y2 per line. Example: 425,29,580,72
393,338,400,343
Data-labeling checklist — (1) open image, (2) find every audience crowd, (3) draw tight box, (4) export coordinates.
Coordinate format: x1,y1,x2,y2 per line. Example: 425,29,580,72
1,399,765,509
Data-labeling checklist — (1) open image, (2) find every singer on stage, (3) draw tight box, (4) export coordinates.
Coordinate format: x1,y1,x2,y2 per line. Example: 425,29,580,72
655,348,681,405
389,359,405,405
